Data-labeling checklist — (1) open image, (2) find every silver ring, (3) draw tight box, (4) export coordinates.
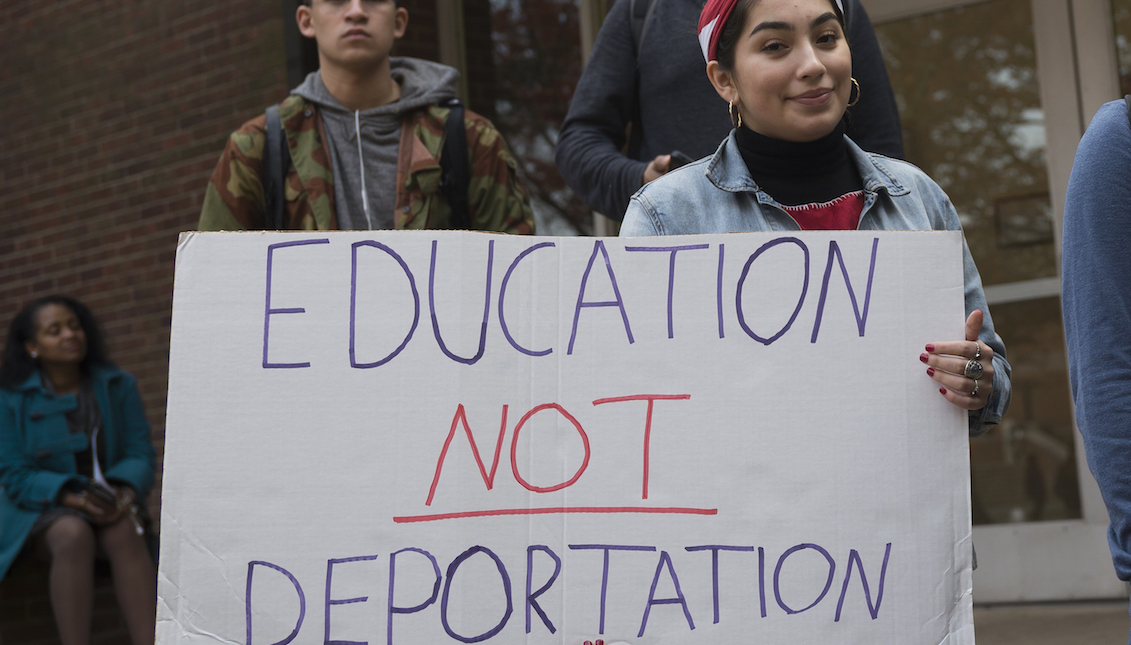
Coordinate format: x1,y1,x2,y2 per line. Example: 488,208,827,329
970,379,979,397
974,343,982,361
964,359,984,379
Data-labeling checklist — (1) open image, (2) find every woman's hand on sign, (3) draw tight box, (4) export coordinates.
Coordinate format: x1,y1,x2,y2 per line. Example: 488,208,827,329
922,309,994,411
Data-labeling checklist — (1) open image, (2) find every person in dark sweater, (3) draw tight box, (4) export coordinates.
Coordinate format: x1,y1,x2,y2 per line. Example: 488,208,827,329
555,0,903,221
620,0,1010,435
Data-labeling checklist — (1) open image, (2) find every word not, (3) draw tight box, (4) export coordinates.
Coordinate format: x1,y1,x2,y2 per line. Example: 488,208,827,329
245,541,893,645
420,394,692,512
261,237,880,369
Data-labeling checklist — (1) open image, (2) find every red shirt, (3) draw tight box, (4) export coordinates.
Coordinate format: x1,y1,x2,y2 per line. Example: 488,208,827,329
781,191,865,231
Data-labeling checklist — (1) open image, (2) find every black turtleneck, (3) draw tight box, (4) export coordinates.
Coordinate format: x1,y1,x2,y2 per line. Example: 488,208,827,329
735,121,863,207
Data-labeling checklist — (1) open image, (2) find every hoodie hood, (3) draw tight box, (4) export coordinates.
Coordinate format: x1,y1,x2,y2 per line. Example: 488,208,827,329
291,57,460,118
289,58,462,231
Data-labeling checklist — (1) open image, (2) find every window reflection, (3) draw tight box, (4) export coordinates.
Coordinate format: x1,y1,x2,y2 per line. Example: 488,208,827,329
874,0,1057,287
875,0,1081,525
972,298,1080,524
464,0,592,234
1114,0,1131,94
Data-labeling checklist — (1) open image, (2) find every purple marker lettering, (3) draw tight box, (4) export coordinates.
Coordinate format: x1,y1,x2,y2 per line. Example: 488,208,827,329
387,548,441,645
811,237,879,343
263,239,329,368
773,543,836,615
637,550,695,637
246,560,306,645
834,543,892,621
325,555,379,645
429,239,493,365
624,244,710,339
758,547,767,618
440,546,513,643
568,240,634,355
736,237,810,345
351,241,420,368
717,244,726,339
498,242,556,357
526,545,562,634
569,544,657,634
685,545,756,624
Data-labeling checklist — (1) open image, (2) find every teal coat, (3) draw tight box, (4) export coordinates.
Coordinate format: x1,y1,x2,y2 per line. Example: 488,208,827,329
0,365,155,580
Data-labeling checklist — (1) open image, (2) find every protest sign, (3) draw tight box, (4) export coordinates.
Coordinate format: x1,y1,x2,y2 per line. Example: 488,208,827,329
158,230,973,644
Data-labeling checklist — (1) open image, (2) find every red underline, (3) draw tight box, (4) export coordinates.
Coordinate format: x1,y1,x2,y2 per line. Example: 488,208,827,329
393,506,718,523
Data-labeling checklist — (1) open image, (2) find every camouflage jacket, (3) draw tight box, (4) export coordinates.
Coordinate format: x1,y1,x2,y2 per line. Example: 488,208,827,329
198,94,535,234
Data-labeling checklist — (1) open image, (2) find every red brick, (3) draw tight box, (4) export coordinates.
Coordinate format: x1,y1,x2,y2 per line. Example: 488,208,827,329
0,0,458,639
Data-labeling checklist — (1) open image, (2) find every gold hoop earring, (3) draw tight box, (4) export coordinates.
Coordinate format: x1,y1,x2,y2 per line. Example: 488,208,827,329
728,100,743,129
847,78,861,108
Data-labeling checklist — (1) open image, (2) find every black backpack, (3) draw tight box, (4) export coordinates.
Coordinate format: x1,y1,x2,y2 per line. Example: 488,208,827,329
262,98,471,230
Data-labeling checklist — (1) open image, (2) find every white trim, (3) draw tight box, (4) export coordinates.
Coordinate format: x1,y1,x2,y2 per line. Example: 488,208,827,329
1033,0,1086,259
1073,0,1123,126
982,277,1061,304
973,522,1129,602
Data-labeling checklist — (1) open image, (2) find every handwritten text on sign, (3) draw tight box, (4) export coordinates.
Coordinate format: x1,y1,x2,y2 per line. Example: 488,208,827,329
159,230,973,645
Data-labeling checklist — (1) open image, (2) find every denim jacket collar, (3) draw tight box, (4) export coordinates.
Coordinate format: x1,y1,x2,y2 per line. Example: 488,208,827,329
705,129,911,199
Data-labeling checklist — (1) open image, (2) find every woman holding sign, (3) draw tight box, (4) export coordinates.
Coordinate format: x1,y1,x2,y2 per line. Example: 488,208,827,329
619,0,1009,433
0,296,156,645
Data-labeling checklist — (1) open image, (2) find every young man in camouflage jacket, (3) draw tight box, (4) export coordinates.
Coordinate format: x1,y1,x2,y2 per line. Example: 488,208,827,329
198,0,535,234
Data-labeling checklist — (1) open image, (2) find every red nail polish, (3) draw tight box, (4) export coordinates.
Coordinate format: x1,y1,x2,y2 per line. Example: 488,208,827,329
920,353,929,363
939,387,947,395
926,367,935,376
925,343,936,352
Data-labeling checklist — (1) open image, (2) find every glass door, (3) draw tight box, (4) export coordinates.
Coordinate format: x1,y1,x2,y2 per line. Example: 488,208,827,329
866,0,1129,602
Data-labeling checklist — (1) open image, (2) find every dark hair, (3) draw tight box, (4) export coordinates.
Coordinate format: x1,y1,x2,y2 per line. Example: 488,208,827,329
0,296,112,390
301,0,405,8
716,0,846,71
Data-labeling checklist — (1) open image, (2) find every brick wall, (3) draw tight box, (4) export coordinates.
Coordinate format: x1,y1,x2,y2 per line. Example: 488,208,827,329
0,0,290,640
0,0,440,642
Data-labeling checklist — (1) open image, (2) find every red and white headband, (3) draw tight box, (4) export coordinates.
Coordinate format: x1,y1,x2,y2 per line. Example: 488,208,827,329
698,0,845,63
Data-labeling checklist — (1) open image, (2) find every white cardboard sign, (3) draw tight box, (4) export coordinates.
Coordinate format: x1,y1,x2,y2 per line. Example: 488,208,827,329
159,230,973,645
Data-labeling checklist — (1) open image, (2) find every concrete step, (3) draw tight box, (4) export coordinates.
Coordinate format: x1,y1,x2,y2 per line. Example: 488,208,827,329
975,601,1130,645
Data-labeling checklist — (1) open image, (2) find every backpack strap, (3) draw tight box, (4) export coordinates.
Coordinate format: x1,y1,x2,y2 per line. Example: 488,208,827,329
438,98,471,230
630,0,658,54
263,104,292,230
625,0,658,164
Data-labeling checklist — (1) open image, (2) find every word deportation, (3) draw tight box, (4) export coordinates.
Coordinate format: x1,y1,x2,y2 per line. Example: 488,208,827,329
246,541,893,645
261,236,880,368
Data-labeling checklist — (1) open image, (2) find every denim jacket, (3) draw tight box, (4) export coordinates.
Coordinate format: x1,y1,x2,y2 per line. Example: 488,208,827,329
622,131,1011,435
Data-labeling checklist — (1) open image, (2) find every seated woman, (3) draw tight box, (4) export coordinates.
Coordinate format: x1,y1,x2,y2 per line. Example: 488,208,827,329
620,0,1010,433
0,296,157,645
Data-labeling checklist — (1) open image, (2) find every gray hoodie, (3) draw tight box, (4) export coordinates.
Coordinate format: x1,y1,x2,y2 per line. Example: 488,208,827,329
292,58,460,230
